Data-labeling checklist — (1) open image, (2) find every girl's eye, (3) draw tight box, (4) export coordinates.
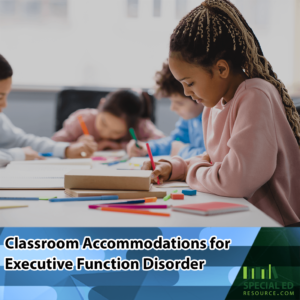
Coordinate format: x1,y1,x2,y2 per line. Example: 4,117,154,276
187,82,194,87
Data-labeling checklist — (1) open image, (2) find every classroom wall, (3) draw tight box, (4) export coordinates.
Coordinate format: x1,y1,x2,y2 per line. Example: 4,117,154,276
4,89,180,138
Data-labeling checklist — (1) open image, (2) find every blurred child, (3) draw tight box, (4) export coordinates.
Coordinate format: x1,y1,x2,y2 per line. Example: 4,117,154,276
142,0,300,226
0,54,94,167
127,61,205,158
52,89,164,149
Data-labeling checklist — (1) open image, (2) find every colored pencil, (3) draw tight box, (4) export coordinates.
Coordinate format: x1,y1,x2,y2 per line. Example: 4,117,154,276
129,127,142,149
146,142,160,185
0,197,57,201
97,205,169,209
100,207,170,217
50,195,119,202
0,206,28,209
89,197,157,209
77,115,90,135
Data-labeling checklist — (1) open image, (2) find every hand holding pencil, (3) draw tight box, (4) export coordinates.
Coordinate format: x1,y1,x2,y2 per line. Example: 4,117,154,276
142,160,172,184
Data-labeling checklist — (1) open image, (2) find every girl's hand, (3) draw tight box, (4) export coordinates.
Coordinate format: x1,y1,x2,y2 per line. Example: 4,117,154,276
97,140,122,150
22,146,45,160
78,134,95,143
126,140,148,157
65,142,96,158
171,141,186,156
141,161,172,184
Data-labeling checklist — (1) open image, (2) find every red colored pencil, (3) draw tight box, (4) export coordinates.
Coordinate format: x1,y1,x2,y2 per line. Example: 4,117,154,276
146,143,160,185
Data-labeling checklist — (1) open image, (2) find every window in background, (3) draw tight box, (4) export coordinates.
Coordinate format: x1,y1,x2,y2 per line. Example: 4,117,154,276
176,0,187,19
0,0,16,16
153,0,161,17
127,0,138,18
0,0,67,21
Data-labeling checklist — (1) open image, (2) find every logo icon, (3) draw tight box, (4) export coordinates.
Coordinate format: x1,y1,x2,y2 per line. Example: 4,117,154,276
243,264,278,280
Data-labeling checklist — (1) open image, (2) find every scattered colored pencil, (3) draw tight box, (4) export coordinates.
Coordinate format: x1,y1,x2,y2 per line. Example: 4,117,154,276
97,205,169,209
129,127,142,149
146,142,160,185
0,197,57,201
50,195,119,202
100,207,170,217
0,206,28,209
77,115,90,135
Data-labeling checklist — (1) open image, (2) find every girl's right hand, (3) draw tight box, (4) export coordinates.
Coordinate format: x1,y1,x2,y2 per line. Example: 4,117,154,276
77,134,95,143
65,142,96,158
126,140,148,157
141,160,172,184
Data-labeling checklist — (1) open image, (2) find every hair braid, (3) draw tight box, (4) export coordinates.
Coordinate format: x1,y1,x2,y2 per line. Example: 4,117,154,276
170,0,300,146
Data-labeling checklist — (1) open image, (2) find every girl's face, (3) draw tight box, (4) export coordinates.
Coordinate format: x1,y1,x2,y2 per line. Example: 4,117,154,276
169,54,230,108
95,112,127,140
0,77,12,112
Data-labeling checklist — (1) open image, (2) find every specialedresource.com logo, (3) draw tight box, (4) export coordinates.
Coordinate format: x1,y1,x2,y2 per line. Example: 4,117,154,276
242,264,294,297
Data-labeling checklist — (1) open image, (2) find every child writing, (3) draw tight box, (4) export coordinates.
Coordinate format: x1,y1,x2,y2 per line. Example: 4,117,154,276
52,89,164,150
142,0,300,226
0,54,94,167
127,61,206,159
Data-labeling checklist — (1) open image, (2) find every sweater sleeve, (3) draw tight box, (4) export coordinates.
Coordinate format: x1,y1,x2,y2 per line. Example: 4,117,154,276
52,110,87,142
147,118,189,156
178,144,206,159
184,89,278,198
0,114,69,158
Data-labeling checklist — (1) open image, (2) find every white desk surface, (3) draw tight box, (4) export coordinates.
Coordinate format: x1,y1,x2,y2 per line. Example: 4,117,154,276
0,188,281,227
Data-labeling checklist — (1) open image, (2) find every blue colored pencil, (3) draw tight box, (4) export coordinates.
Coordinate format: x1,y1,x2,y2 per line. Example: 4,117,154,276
49,195,119,202
0,197,56,201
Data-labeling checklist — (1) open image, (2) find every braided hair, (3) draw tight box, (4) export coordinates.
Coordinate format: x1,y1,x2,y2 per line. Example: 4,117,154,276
170,0,300,146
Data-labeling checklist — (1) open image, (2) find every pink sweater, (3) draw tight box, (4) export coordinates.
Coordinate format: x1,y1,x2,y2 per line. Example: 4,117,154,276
164,79,300,226
52,109,164,149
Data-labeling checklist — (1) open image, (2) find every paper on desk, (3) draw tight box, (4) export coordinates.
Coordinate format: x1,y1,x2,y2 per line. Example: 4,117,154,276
0,167,88,190
0,170,64,190
92,150,126,158
8,158,93,166
154,181,190,188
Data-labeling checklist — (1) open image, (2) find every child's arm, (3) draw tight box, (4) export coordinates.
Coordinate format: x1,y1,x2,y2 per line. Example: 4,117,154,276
177,145,206,159
52,110,90,142
168,90,278,198
146,118,190,156
0,114,69,158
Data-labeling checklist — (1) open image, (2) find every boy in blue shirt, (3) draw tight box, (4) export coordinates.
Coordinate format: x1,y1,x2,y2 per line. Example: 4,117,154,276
127,61,205,159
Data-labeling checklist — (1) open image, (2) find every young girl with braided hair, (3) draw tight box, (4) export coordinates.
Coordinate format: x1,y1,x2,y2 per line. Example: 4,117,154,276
142,0,300,226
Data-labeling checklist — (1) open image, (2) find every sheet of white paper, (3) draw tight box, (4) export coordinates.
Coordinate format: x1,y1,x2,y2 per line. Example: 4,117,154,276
8,158,93,166
92,150,127,158
155,181,190,188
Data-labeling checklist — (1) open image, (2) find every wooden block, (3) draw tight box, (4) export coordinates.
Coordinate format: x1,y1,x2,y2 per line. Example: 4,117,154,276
64,170,152,191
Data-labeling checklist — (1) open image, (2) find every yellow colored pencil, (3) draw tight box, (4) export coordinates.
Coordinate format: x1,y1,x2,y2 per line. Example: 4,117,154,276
0,205,28,210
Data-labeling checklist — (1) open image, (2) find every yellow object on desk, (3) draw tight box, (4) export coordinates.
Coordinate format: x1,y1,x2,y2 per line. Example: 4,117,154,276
0,205,28,209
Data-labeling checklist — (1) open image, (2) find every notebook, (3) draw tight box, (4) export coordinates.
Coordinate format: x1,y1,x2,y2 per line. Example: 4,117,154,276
172,202,249,216
65,186,167,199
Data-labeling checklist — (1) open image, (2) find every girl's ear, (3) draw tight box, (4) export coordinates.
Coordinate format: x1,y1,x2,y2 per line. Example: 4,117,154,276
215,60,230,79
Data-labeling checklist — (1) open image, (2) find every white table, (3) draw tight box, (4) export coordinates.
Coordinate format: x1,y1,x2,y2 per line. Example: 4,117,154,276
0,188,281,227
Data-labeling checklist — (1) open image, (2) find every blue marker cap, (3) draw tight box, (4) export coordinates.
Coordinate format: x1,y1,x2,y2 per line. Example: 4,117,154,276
39,152,53,157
